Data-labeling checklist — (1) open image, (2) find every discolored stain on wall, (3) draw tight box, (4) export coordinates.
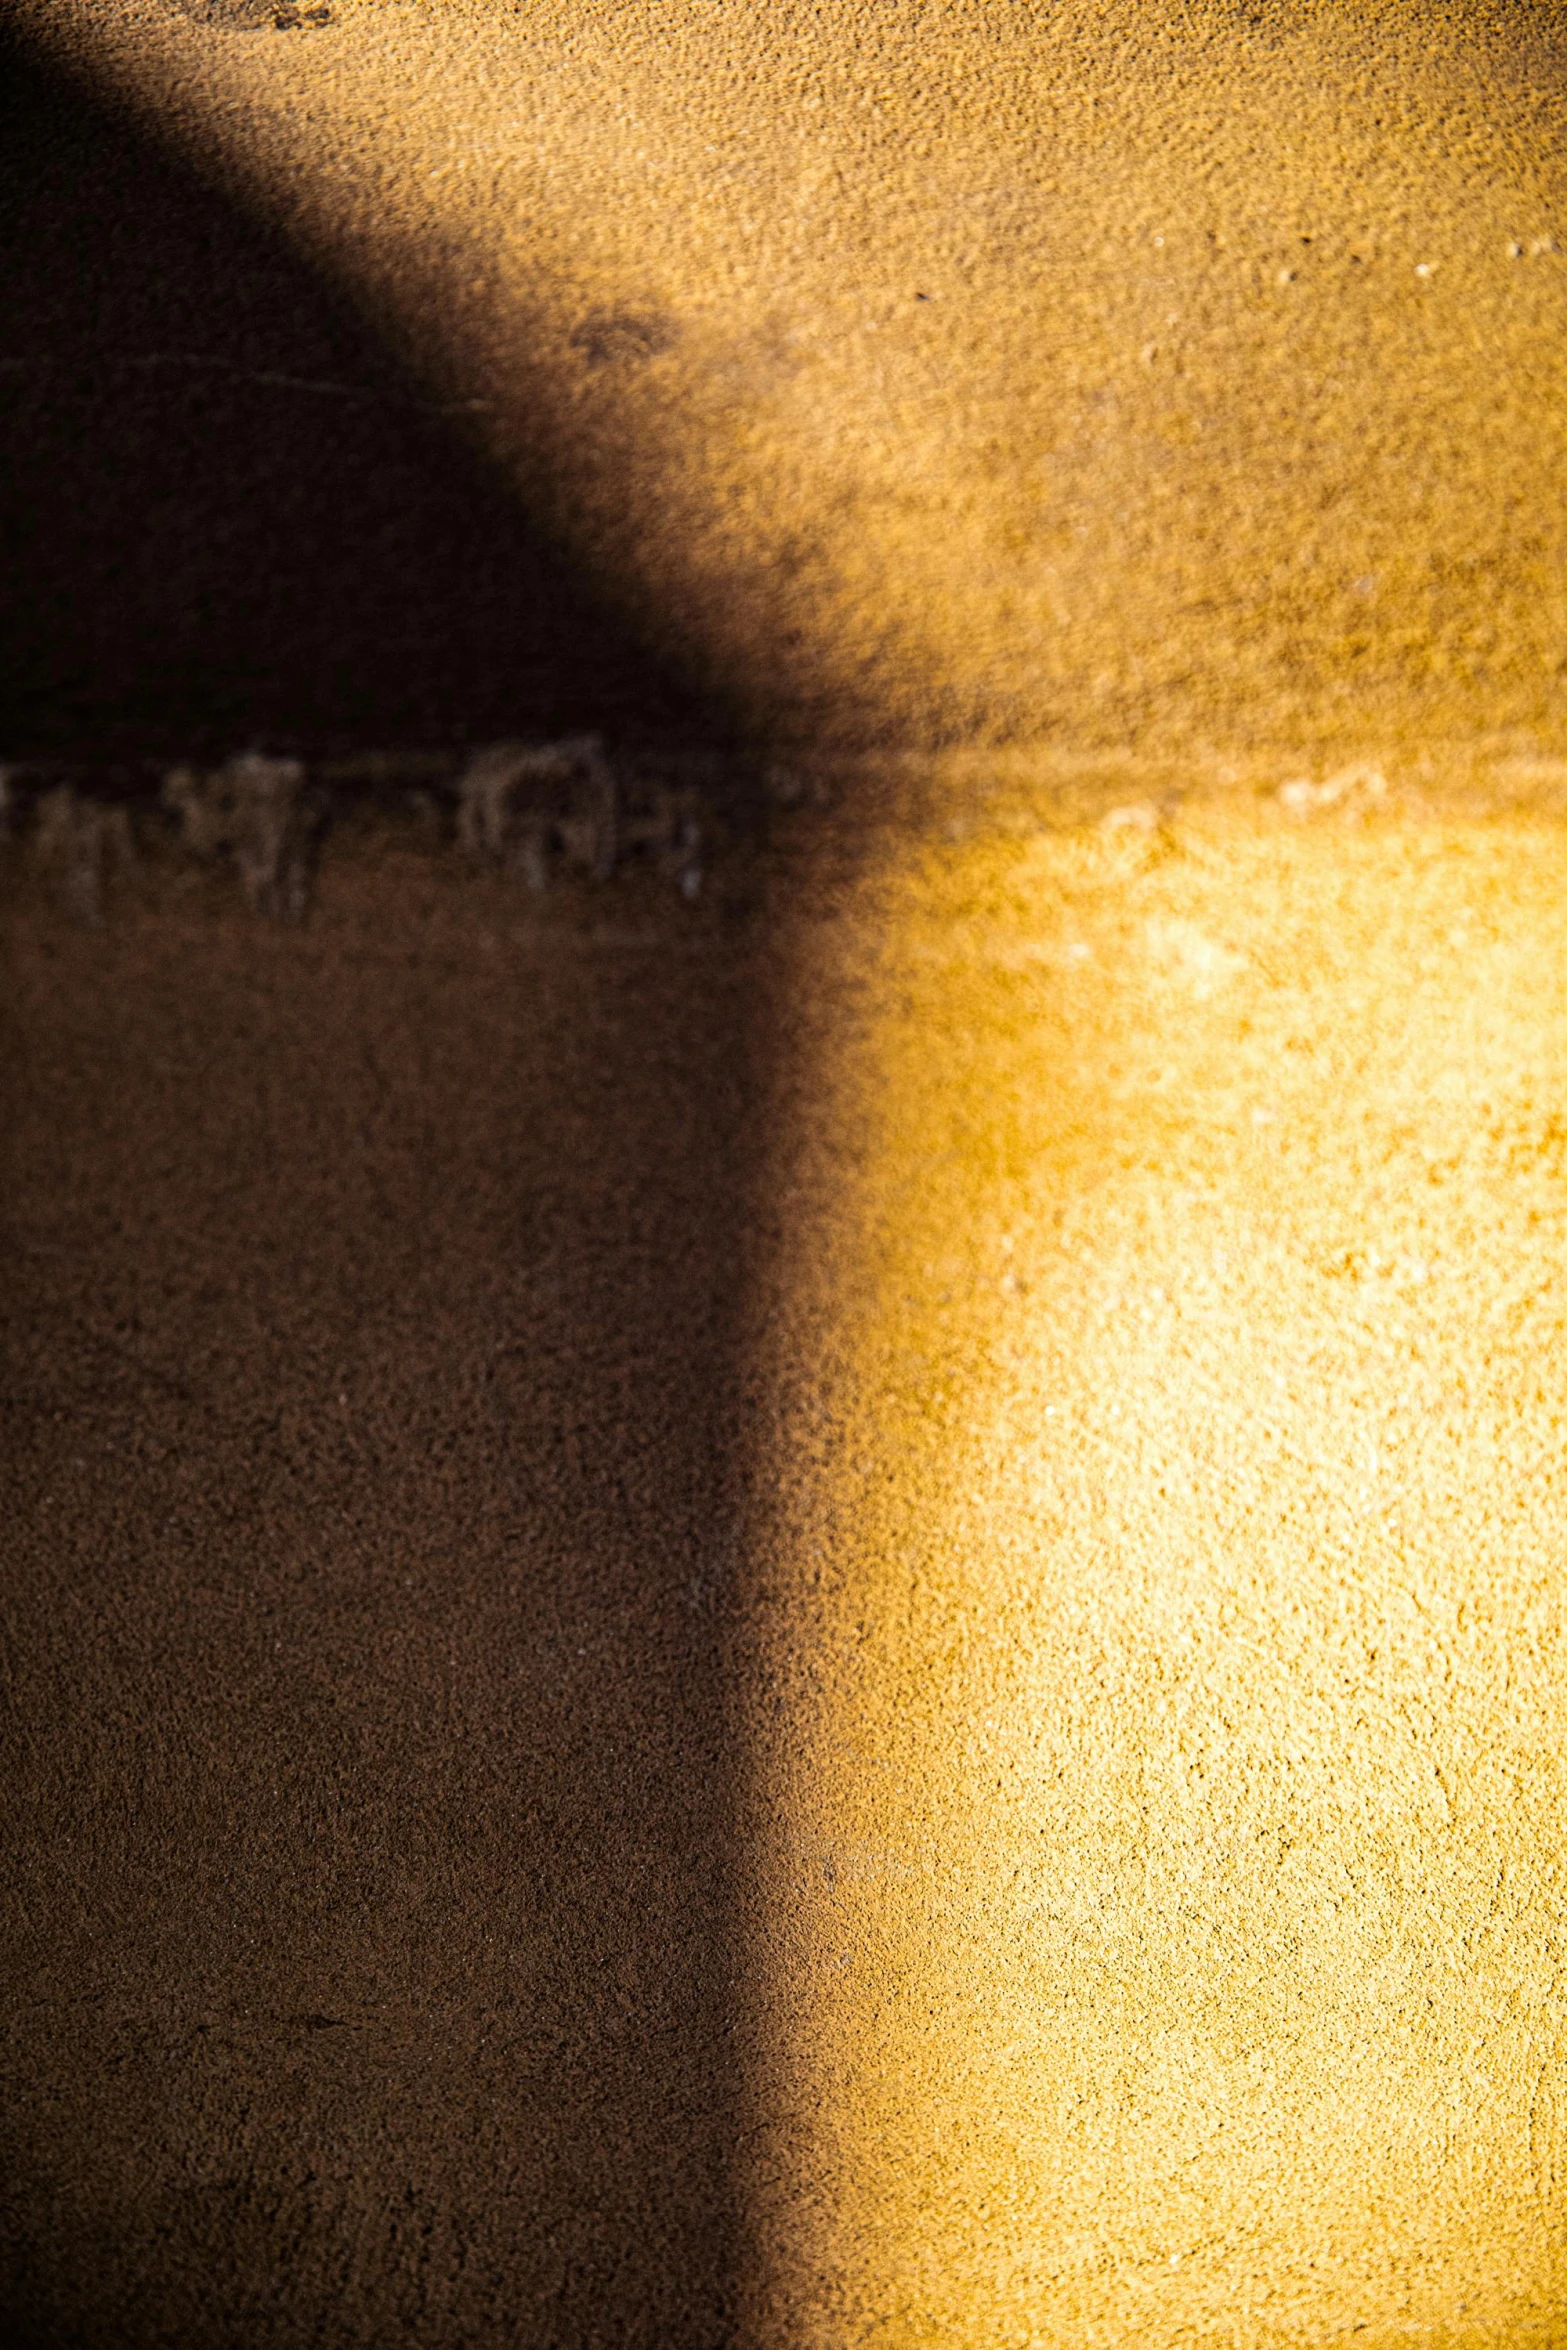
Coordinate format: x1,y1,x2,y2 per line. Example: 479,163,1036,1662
160,2,335,30
568,307,682,372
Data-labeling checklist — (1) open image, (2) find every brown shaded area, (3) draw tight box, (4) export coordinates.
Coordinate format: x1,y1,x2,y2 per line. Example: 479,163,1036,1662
0,40,772,2346
0,839,770,2348
0,32,730,766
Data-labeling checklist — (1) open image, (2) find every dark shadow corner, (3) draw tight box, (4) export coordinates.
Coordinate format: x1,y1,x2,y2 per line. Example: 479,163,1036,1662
0,26,753,777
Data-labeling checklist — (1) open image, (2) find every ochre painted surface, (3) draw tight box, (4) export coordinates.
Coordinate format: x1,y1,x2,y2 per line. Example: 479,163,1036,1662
741,792,1567,2344
16,1,1567,751
7,5,1567,2344
1,844,761,2347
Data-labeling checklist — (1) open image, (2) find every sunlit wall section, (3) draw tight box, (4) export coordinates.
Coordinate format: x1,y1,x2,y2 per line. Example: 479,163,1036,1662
17,0,1567,758
745,798,1567,2346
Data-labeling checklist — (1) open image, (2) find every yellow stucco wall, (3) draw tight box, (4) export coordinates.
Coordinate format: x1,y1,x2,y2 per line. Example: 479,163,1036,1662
741,789,1567,2344
14,8,1567,2340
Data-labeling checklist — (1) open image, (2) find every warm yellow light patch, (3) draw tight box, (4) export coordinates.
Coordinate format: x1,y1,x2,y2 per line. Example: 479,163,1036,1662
748,801,1567,2346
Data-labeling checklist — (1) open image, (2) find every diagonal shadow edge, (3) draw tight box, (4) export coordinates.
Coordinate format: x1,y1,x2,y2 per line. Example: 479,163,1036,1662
2,0,987,759
0,24,758,771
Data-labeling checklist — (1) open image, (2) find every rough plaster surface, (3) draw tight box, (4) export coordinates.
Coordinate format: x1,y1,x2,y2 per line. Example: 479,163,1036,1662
4,790,1566,2345
5,3,1567,2344
744,794,1567,2345
1,844,760,2349
13,0,1567,751
0,26,722,762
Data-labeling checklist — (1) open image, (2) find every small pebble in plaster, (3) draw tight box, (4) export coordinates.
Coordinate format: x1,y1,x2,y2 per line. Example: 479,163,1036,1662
1277,766,1387,816
1101,802,1160,833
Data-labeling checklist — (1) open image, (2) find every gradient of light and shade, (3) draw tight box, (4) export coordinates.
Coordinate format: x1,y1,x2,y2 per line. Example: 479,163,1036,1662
16,4,1567,2339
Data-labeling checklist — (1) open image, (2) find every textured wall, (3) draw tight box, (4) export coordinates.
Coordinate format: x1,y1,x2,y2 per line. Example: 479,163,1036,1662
14,0,1567,753
5,8,1567,2346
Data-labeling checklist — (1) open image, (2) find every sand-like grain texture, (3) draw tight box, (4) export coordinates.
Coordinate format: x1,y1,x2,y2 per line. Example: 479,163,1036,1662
14,0,1567,753
5,4,1567,2345
6,785,1567,2347
740,788,1567,2347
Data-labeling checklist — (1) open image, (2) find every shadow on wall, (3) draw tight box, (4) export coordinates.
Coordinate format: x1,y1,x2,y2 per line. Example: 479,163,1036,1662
0,31,737,766
0,32,768,2350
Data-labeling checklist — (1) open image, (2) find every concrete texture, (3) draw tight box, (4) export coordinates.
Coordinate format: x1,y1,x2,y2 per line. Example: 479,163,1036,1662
6,783,1567,2349
4,5,1567,2346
